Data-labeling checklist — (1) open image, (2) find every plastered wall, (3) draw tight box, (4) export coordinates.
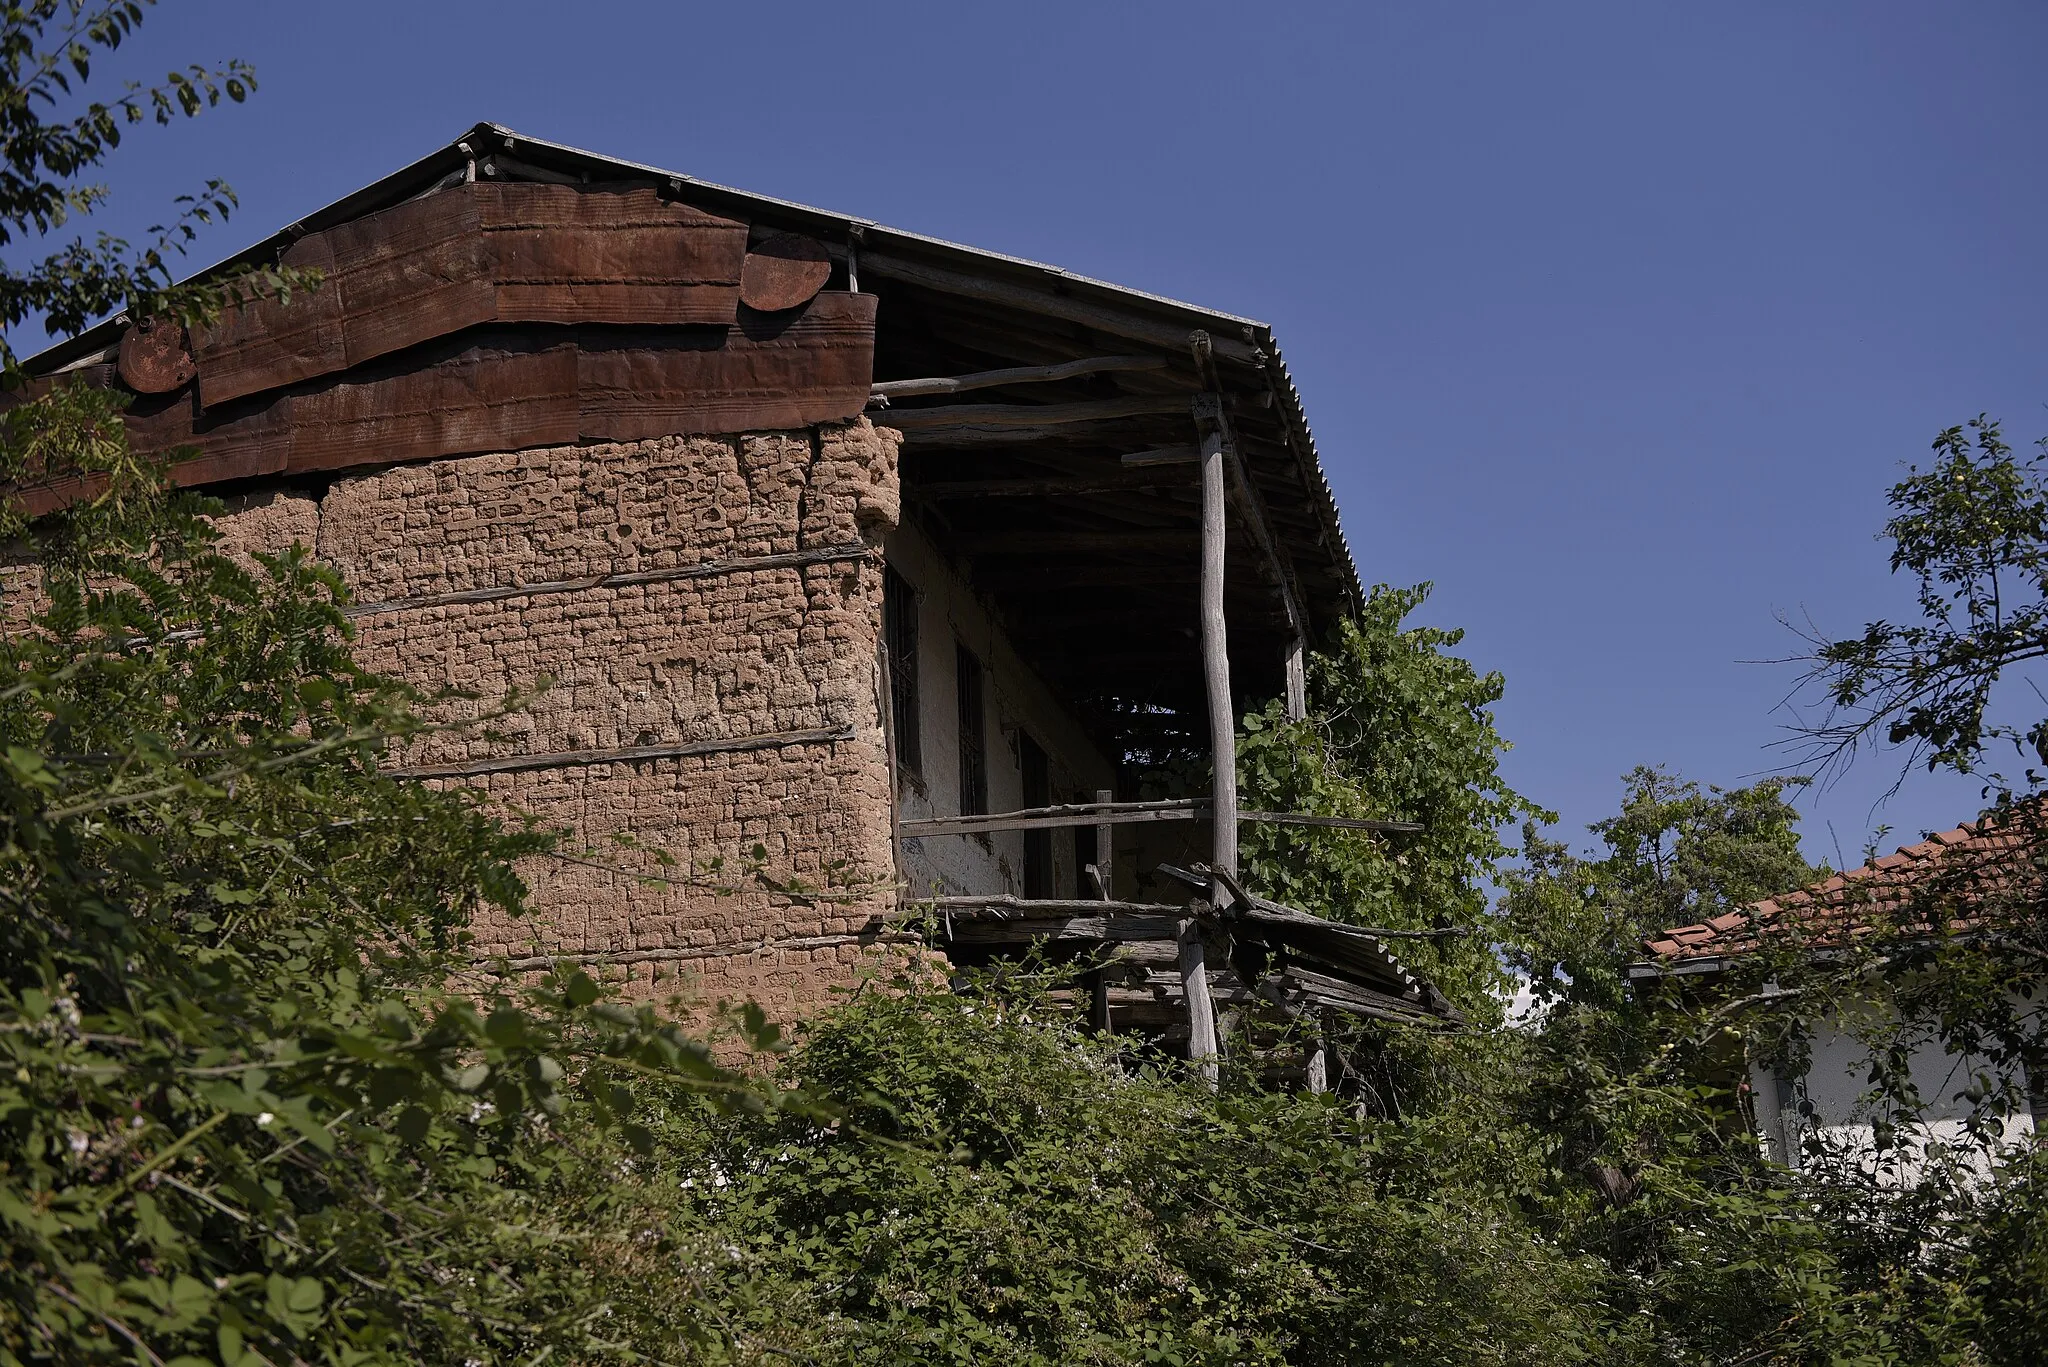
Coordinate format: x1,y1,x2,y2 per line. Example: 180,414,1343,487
884,521,1117,900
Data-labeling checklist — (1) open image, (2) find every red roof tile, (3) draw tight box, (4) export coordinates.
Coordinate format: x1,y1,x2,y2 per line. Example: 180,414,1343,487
1644,806,2048,962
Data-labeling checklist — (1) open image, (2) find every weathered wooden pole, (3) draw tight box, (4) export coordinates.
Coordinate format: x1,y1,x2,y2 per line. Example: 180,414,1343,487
1181,395,1231,1088
1094,786,1115,899
1085,786,1115,1035
1305,1008,1330,1095
1284,638,1308,722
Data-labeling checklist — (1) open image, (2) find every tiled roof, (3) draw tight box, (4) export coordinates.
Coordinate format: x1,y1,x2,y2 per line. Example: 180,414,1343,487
1644,808,2047,962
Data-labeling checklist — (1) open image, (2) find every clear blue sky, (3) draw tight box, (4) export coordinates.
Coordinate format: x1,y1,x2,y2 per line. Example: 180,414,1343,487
71,1,2048,870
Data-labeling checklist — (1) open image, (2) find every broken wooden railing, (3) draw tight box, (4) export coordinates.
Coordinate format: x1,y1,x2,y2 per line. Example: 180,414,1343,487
895,791,1455,1092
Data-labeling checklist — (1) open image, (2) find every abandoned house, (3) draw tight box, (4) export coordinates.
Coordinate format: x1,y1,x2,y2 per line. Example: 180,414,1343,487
16,124,1453,1078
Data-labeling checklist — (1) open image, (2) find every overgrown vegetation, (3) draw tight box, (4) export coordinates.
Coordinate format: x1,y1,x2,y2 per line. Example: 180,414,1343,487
1,5,2044,1363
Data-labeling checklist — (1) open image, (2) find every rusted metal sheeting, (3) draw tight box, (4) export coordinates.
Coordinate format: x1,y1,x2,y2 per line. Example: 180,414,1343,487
579,293,876,439
4,293,876,517
738,232,832,312
190,183,749,408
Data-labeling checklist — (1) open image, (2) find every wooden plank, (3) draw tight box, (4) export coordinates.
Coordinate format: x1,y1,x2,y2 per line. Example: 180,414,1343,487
924,895,1183,915
1284,639,1308,721
938,913,1184,945
871,353,1166,400
898,798,1418,838
388,723,853,781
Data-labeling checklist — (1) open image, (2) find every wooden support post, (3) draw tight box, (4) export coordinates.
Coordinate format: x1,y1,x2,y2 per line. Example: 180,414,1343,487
1179,912,1220,1088
1087,786,1115,1036
1085,968,1111,1035
1284,638,1308,722
1094,787,1114,900
1198,401,1237,877
1183,394,1232,1089
876,637,904,882
1305,1029,1329,1095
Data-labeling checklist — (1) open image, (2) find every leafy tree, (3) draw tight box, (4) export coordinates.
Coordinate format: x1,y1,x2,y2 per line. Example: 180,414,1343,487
1238,584,1540,1006
1500,766,1818,1011
1797,415,2048,790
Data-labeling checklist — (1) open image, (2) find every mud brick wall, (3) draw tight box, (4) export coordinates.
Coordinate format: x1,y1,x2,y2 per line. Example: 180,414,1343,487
207,418,906,1021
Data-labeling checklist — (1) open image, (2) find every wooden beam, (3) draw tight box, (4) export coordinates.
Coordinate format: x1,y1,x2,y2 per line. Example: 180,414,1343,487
857,250,1261,364
1285,638,1308,721
897,796,1421,838
877,396,1192,432
924,894,1181,915
871,353,1166,400
1121,446,1200,467
909,470,1190,500
956,529,1197,555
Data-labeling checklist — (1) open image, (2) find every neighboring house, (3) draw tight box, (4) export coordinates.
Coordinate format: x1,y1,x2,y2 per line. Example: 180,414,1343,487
9,123,1447,1062
1636,816,2046,1176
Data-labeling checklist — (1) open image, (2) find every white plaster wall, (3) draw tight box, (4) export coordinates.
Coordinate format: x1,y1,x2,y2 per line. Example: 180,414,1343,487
884,524,1117,899
1753,995,2040,1183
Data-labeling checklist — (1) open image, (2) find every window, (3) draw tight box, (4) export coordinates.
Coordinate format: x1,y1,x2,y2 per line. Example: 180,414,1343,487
955,643,987,816
883,568,921,776
1020,732,1051,898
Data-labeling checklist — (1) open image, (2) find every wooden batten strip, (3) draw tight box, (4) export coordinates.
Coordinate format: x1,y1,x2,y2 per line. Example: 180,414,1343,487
388,722,855,782
489,929,921,975
345,542,877,617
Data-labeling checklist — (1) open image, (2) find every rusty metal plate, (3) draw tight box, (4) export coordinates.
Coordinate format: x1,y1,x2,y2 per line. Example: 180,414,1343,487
580,292,875,437
116,320,195,393
284,341,581,474
74,292,876,512
484,183,746,326
326,188,494,371
188,183,752,410
192,233,343,409
739,233,832,312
